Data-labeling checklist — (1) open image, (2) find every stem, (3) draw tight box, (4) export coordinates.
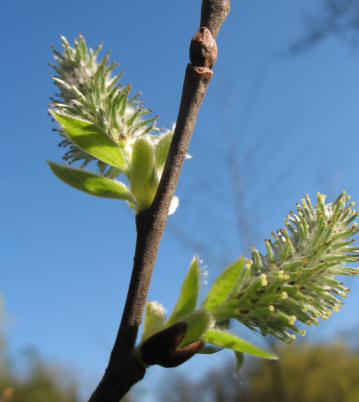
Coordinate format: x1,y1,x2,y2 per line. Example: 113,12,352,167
89,1,230,401
117,64,213,355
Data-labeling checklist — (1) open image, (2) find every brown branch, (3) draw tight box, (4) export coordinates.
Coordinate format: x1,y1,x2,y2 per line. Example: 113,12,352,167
201,0,231,39
88,1,230,401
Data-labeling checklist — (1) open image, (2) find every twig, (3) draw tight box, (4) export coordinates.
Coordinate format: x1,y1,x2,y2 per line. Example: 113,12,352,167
88,1,230,401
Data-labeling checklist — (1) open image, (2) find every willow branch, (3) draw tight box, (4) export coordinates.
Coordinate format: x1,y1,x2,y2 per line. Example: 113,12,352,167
88,1,230,401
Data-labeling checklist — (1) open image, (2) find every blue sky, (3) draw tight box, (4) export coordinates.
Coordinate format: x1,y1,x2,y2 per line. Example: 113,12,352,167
2,0,359,400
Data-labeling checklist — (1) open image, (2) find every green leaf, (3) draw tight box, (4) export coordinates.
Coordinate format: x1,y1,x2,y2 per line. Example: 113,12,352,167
48,161,134,201
178,310,213,347
130,137,158,212
52,112,126,170
155,130,173,170
140,301,166,343
204,329,277,360
202,257,245,310
167,257,200,326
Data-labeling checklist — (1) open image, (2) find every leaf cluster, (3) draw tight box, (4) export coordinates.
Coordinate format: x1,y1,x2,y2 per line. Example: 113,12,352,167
47,35,359,379
49,36,177,213
140,192,359,368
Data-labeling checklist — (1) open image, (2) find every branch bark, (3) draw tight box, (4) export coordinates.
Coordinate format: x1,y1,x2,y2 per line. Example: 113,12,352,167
88,1,230,401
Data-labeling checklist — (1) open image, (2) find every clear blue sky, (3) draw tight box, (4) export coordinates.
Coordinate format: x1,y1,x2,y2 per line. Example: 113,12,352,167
2,0,359,400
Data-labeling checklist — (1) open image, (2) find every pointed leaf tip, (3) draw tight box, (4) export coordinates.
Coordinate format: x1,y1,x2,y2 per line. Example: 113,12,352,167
204,329,277,360
202,257,245,310
48,161,134,201
167,257,201,326
51,112,126,170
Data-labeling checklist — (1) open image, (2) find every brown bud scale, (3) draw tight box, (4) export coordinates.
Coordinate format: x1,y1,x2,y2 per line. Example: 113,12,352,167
190,27,218,69
140,322,204,368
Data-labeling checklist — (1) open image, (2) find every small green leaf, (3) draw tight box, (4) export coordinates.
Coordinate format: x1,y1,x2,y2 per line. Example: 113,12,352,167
167,257,200,326
52,112,126,170
202,257,245,310
178,310,213,347
140,301,167,343
155,130,173,170
48,161,134,201
130,137,158,212
204,329,277,359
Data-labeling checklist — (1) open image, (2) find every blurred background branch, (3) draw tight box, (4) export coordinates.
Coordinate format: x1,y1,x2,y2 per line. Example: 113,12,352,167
290,0,359,53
